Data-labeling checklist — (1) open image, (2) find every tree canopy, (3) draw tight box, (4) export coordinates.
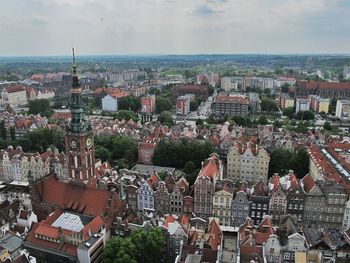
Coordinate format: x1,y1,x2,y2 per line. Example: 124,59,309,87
261,97,278,112
156,97,172,114
118,96,141,111
103,228,165,263
296,110,314,121
158,111,174,127
152,138,216,169
95,136,138,166
113,110,139,121
268,148,309,178
28,99,53,117
283,107,294,118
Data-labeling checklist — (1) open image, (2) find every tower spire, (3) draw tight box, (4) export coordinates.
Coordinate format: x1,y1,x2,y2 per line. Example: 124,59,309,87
71,48,80,89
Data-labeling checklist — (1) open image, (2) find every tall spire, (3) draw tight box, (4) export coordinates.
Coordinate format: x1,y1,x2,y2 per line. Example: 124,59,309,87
71,47,80,89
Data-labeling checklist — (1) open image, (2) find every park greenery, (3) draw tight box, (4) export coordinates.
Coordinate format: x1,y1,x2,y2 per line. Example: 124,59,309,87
0,125,65,153
152,138,216,170
28,99,53,117
95,136,138,168
103,228,165,263
158,111,174,127
117,96,141,111
268,148,309,178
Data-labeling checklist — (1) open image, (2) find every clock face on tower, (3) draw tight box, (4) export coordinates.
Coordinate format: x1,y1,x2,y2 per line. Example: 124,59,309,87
86,138,93,149
70,139,78,149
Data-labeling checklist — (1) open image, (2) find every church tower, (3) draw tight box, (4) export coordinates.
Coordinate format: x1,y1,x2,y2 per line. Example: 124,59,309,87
65,48,95,182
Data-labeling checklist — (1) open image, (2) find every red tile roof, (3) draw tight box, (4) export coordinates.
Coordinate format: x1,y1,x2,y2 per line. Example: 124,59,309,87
197,154,221,181
215,95,249,104
301,174,315,193
253,180,267,196
4,84,26,93
297,80,350,90
163,214,176,229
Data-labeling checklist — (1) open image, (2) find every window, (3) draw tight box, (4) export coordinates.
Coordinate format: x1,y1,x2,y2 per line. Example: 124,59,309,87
284,253,290,260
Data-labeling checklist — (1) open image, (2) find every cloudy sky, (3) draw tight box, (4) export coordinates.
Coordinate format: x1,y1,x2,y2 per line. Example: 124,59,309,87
0,0,349,56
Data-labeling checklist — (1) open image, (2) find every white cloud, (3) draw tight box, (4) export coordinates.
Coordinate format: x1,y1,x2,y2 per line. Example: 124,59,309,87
0,0,348,55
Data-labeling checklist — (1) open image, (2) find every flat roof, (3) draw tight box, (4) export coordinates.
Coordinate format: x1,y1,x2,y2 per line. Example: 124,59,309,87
52,212,92,232
131,164,175,176
78,234,103,251
0,232,24,253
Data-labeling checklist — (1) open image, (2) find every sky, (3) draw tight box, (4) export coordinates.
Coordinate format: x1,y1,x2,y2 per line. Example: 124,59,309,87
0,0,350,56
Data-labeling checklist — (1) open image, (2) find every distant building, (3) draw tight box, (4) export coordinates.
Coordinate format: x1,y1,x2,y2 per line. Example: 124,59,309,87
176,94,193,115
248,92,261,112
344,66,350,80
173,84,208,101
309,95,329,113
295,97,310,113
221,77,238,91
336,100,350,119
279,93,295,110
138,142,156,164
141,95,156,114
1,85,27,107
212,189,232,226
102,93,129,112
296,80,350,98
213,95,249,117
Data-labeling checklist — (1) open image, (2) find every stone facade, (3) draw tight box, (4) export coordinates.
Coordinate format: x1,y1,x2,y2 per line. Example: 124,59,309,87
136,181,154,211
230,190,250,227
212,190,232,226
227,145,270,184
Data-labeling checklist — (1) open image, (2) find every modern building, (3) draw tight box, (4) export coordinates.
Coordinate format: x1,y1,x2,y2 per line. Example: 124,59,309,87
336,100,350,120
138,141,156,165
173,84,208,101
141,95,156,114
309,95,330,113
279,93,295,110
101,93,128,112
1,85,27,107
343,66,350,80
227,144,270,184
295,97,310,113
213,95,249,117
221,77,238,91
248,92,261,112
176,94,193,115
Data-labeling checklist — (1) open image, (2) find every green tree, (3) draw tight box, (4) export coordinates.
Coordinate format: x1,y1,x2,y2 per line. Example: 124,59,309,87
152,139,216,169
28,99,53,117
103,237,137,263
329,97,337,114
323,121,332,131
281,83,290,93
114,110,139,121
273,119,282,128
268,148,294,177
184,161,196,174
130,228,165,263
156,97,172,114
208,85,215,95
10,127,15,140
158,111,174,127
291,149,309,178
95,145,112,162
0,121,6,140
23,127,65,152
296,110,314,121
283,107,294,118
258,115,268,125
261,97,278,112
195,118,204,127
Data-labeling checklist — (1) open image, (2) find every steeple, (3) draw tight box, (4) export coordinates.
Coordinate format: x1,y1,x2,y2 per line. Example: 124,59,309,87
69,48,88,134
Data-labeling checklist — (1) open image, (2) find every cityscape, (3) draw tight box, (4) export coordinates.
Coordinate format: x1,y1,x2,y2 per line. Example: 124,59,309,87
1,1,350,263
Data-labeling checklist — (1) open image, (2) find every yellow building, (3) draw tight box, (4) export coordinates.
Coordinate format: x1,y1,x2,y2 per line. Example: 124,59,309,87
227,145,270,184
212,189,233,226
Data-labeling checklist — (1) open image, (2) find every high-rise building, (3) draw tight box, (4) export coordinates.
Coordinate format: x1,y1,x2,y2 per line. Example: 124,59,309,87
141,94,156,114
64,49,95,182
344,66,350,80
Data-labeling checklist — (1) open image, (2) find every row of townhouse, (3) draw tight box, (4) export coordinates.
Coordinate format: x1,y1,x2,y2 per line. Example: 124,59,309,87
0,145,67,183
